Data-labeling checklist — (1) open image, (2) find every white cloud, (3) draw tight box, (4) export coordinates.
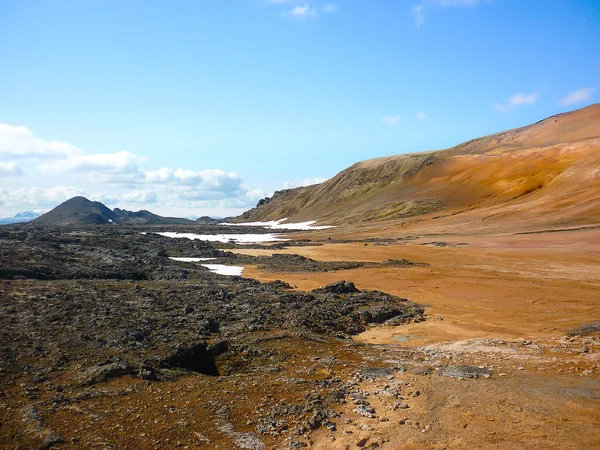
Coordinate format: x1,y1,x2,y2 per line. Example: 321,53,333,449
246,188,267,200
416,112,427,120
180,198,255,210
283,177,327,189
0,186,89,208
412,0,481,27
158,184,254,206
323,3,338,13
0,124,83,160
0,161,23,176
0,183,258,217
122,190,158,204
142,167,171,182
143,168,243,192
175,188,240,202
0,123,261,218
39,151,146,175
284,3,317,18
381,115,402,126
91,192,119,205
559,87,595,106
494,92,538,112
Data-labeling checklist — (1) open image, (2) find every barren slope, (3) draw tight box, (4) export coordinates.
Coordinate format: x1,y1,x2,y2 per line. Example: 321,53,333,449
237,104,600,234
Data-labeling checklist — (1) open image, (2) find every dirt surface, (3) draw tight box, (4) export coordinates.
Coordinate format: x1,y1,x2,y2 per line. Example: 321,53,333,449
2,225,599,449
230,228,600,448
236,229,600,344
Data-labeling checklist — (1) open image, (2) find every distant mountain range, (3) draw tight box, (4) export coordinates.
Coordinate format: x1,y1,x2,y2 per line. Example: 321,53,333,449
28,197,195,225
0,211,44,225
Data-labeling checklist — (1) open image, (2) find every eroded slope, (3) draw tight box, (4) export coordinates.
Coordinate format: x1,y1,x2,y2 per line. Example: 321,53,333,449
237,104,600,233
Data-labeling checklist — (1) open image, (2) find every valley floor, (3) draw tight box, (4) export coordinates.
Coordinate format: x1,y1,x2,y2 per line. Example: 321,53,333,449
232,228,600,449
1,225,599,449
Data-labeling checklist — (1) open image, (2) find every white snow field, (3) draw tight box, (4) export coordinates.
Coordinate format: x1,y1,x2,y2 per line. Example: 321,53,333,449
168,257,217,262
200,264,244,276
155,232,287,244
225,218,334,231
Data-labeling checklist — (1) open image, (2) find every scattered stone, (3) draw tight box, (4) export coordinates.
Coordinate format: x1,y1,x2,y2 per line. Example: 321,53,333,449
567,321,600,337
315,280,360,294
360,367,394,379
20,404,64,449
446,395,460,407
353,404,376,418
356,437,370,447
78,360,135,386
437,365,492,379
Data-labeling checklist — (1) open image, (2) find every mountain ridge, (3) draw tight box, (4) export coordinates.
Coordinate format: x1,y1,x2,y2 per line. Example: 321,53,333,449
0,211,44,225
236,104,600,234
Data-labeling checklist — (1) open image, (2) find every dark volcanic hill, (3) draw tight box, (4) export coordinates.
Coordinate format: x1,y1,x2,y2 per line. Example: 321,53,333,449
31,196,192,225
235,104,600,233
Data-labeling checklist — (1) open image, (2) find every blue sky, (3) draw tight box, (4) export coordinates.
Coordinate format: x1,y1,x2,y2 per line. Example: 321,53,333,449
1,0,598,217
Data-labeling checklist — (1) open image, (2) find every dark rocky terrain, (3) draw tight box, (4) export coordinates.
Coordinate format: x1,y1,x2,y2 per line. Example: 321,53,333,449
0,224,425,449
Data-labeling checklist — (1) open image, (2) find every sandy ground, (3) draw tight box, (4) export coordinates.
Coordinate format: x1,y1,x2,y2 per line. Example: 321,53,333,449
235,229,600,346
229,229,600,449
3,228,597,449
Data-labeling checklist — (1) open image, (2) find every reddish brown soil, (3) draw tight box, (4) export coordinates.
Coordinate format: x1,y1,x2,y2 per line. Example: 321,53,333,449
231,228,600,449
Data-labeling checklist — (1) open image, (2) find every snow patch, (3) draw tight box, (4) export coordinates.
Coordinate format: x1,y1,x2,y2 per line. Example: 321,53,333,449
226,218,334,231
155,232,287,244
169,257,217,262
201,264,244,276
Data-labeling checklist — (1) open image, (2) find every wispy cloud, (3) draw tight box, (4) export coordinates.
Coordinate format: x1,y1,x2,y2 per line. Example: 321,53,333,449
559,87,595,106
412,4,426,27
323,3,338,13
416,112,427,120
283,3,317,18
381,115,402,126
438,0,480,5
271,2,337,20
412,0,482,27
494,92,538,112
